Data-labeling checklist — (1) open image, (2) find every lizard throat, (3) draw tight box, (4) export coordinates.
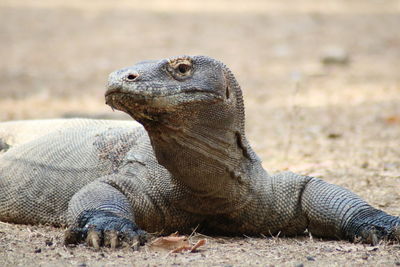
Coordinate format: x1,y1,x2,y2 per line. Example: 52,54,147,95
145,123,251,193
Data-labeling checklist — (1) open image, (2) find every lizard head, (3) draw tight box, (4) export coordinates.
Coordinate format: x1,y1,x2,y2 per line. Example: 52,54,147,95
105,55,244,131
105,55,255,164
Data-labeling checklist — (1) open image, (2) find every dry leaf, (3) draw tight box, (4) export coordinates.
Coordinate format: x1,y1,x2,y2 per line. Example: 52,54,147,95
170,245,192,253
170,239,207,253
148,232,207,253
384,115,400,124
149,232,189,251
189,239,207,252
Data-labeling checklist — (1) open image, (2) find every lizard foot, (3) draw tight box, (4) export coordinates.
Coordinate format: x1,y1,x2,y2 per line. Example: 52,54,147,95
349,211,400,245
64,210,149,250
356,225,400,245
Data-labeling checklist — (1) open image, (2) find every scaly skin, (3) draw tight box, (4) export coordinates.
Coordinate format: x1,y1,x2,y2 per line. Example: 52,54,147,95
0,55,398,249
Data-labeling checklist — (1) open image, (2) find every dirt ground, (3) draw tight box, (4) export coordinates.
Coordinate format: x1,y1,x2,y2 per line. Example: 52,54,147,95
1,0,400,266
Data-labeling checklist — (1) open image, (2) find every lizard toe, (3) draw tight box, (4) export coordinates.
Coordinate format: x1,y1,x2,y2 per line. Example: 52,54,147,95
86,228,101,250
359,227,381,245
390,225,400,242
124,229,149,249
64,227,86,245
104,230,119,249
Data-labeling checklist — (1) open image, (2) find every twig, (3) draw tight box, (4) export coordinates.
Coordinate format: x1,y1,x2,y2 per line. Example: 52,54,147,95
188,224,199,239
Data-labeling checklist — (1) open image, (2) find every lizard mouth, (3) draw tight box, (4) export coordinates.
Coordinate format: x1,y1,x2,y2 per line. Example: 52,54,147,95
105,85,222,108
105,91,172,124
105,85,223,124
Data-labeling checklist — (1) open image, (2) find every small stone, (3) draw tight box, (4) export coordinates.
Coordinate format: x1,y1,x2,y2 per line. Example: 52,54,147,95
321,247,335,252
321,47,350,65
34,248,42,253
361,162,369,169
45,239,53,246
295,264,304,267
327,133,342,139
306,256,315,261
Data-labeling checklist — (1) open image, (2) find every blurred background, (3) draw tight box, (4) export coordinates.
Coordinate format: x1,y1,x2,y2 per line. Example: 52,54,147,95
0,0,399,208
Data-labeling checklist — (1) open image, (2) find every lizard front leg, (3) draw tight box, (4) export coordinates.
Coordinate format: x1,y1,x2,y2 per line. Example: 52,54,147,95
241,172,399,244
301,176,400,244
65,176,149,249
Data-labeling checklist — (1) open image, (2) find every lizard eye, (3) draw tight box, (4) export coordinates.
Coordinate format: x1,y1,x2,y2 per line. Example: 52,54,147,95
167,58,194,80
177,63,191,74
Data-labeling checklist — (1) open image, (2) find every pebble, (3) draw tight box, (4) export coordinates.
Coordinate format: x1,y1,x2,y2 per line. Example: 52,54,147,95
306,256,315,261
321,47,350,65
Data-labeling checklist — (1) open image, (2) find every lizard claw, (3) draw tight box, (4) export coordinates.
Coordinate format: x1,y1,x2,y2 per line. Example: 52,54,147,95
86,228,101,249
359,227,381,245
390,225,400,242
355,224,400,245
64,210,149,249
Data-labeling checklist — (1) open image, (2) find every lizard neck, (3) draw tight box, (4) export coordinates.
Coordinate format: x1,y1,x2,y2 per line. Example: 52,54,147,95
145,120,258,195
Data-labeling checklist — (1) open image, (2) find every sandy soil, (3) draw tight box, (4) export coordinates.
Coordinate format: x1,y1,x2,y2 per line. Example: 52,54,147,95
0,0,399,266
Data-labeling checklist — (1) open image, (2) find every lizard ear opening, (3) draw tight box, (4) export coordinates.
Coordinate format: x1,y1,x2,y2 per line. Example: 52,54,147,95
235,132,251,159
225,86,230,99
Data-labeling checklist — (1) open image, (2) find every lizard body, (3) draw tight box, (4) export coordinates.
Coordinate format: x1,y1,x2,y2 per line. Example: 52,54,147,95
0,56,398,247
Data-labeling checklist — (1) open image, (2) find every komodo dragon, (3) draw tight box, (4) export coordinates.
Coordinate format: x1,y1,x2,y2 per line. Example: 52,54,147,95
0,55,399,249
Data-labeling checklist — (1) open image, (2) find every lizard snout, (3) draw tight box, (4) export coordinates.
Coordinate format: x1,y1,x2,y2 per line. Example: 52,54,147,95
106,70,140,96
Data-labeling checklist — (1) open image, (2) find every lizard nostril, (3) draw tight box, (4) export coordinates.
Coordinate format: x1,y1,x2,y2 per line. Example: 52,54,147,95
126,73,139,81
